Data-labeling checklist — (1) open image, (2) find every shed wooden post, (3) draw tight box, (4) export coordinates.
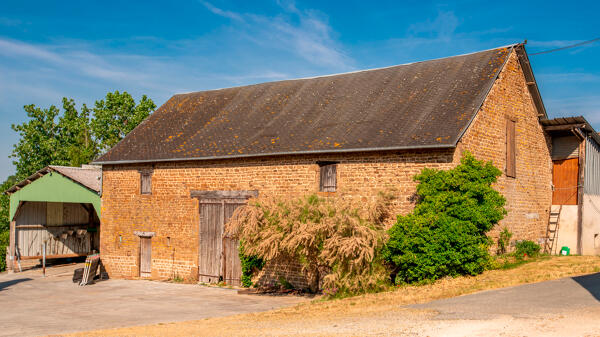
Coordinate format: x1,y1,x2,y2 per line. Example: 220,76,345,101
577,137,586,255
8,221,15,273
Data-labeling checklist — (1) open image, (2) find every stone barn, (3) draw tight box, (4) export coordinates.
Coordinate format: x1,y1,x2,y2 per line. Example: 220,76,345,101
94,43,554,283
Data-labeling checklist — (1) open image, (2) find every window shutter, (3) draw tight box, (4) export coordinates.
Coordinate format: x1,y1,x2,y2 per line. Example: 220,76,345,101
140,172,152,194
506,119,516,178
319,163,337,192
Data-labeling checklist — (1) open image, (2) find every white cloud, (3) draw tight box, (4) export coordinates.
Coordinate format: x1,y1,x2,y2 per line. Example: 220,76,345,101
199,1,353,70
199,1,244,21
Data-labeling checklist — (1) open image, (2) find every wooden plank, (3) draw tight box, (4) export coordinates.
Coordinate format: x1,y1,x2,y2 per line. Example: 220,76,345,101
543,123,586,131
320,163,337,192
18,253,89,260
552,158,579,205
8,221,15,271
46,202,63,225
198,203,222,283
223,202,245,286
577,139,586,254
191,190,258,199
506,119,516,178
140,237,152,277
63,203,88,225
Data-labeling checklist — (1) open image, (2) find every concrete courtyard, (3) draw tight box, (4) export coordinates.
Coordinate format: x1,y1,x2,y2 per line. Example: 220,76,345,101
0,264,306,337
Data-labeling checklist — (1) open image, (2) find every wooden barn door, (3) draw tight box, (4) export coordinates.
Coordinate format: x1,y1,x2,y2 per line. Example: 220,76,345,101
196,191,256,286
140,237,152,278
552,158,579,205
198,202,223,283
222,202,245,286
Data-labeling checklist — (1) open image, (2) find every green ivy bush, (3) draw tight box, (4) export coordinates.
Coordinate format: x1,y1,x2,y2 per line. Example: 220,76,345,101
239,241,265,287
514,240,541,259
497,227,513,255
384,152,507,284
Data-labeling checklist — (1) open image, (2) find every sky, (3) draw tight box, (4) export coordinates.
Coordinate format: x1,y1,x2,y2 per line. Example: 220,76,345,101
0,0,599,181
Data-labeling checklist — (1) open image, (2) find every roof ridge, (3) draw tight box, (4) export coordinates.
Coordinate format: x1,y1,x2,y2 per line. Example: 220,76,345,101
174,44,520,96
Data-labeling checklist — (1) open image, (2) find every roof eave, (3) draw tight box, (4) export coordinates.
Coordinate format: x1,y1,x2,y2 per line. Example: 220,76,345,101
514,44,548,119
92,144,457,166
5,166,101,195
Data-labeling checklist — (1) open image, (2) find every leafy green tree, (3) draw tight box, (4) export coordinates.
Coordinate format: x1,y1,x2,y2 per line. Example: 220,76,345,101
0,175,18,233
10,91,155,179
92,91,156,152
0,175,17,272
59,98,98,167
384,152,506,284
10,104,67,180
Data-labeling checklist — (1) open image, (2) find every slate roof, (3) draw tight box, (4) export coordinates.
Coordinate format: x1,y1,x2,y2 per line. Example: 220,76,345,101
95,45,518,164
5,165,101,195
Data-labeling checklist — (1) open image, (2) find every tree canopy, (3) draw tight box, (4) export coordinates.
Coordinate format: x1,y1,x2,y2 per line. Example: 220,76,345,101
10,91,155,180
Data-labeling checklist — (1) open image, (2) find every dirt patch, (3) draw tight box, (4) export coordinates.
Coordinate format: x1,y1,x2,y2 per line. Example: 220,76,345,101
63,256,600,336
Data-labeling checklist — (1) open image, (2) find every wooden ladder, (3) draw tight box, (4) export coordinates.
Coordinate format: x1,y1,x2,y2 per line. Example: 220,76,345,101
545,205,562,255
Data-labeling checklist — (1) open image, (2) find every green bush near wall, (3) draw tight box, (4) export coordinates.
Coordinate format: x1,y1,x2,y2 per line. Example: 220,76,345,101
384,152,507,284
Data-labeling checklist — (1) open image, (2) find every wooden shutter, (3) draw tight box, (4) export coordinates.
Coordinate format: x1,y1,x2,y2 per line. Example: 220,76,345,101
140,172,152,194
506,119,516,178
319,163,337,192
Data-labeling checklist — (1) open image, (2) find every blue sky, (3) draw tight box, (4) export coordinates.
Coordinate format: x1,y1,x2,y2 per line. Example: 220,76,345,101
1,0,599,181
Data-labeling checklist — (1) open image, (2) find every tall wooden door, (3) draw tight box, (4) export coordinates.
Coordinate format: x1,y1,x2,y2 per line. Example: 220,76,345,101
552,158,579,205
198,200,245,285
140,237,152,278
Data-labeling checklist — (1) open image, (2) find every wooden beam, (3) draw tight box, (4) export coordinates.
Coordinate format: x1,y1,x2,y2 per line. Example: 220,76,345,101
12,201,26,222
543,124,586,132
577,139,586,255
8,221,15,272
18,253,90,260
15,224,88,229
190,190,259,199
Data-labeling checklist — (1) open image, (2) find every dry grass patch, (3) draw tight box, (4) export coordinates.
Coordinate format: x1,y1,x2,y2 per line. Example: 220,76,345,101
63,255,600,337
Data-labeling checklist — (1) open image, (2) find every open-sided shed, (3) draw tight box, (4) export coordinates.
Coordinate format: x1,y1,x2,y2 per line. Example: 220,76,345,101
5,165,101,272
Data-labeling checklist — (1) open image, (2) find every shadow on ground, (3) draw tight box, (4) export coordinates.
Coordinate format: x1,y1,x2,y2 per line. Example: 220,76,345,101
572,272,600,302
0,278,32,291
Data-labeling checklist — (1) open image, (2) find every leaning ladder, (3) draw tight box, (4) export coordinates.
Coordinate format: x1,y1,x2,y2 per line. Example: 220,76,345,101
545,205,562,255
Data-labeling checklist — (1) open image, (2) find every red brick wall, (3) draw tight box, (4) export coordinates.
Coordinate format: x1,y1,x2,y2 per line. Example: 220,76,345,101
99,50,552,280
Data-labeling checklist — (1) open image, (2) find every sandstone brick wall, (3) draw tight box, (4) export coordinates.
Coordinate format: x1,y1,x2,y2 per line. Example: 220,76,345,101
100,149,455,280
454,50,553,246
100,49,552,281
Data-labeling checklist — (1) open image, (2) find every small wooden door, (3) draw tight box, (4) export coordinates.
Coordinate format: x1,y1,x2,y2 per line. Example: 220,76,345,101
198,199,246,285
552,158,579,205
140,237,152,278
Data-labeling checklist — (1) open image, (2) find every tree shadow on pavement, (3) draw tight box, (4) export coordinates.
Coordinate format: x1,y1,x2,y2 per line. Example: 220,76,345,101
572,273,600,302
0,278,32,291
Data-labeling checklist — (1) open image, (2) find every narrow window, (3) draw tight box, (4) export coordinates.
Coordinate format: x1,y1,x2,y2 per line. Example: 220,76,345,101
318,162,337,192
506,119,516,178
140,170,152,194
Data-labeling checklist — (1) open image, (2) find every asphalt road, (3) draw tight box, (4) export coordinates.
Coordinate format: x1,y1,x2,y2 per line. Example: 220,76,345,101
410,272,600,320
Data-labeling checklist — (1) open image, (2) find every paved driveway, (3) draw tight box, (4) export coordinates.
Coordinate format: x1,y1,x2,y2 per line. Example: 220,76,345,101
0,264,305,337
